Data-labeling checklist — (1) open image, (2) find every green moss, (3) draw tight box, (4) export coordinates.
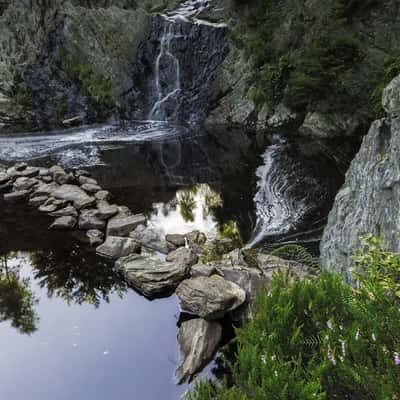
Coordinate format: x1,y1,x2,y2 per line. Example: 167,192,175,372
13,83,32,106
217,221,243,248
55,96,68,116
61,49,115,109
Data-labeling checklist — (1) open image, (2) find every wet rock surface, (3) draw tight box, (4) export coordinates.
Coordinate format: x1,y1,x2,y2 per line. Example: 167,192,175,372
96,236,140,259
176,275,246,320
107,214,146,237
176,318,222,383
116,253,190,298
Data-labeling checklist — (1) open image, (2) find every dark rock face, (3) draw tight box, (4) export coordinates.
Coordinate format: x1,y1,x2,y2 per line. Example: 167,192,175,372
131,15,228,123
0,1,228,131
321,75,400,281
176,318,222,383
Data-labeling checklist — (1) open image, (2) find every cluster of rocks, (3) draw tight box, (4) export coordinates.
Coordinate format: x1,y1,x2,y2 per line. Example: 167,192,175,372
0,162,137,247
0,162,316,383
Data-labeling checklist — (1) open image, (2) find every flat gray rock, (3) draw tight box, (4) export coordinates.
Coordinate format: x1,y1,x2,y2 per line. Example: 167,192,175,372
96,236,139,259
176,275,246,320
81,183,102,193
49,205,78,218
96,201,118,220
52,184,95,209
166,247,198,267
86,229,104,247
176,318,222,383
95,190,111,201
165,233,186,247
191,263,217,278
116,253,190,298
33,182,59,196
79,175,98,186
0,172,11,185
49,216,77,230
79,209,106,230
129,225,173,254
107,214,146,237
28,196,49,207
13,177,37,191
4,190,30,202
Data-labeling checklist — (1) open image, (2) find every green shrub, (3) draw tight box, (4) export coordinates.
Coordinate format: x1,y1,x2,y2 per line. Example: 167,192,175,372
188,238,400,400
61,50,115,108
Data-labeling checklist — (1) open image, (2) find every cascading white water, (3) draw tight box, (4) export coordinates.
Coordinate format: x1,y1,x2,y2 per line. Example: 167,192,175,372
148,23,181,121
147,0,211,122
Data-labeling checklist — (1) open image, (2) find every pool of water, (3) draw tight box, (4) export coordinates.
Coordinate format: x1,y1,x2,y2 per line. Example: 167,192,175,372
0,121,355,399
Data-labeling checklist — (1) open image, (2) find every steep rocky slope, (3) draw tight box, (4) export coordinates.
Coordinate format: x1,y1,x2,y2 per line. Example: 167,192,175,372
320,75,400,280
2,0,400,137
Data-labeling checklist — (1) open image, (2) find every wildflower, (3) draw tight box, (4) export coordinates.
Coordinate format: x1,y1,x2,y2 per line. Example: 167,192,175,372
339,325,343,331
274,370,278,377
372,333,376,342
261,355,267,364
395,352,400,366
327,346,337,366
355,329,361,341
340,339,347,356
327,320,333,330
271,355,276,361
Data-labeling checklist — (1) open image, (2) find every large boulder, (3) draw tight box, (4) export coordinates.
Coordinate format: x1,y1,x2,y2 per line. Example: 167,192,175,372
96,236,140,259
176,275,246,320
129,225,173,254
176,318,222,383
78,209,106,230
257,254,314,283
51,184,95,209
107,214,146,237
166,247,198,267
115,254,190,298
49,216,77,230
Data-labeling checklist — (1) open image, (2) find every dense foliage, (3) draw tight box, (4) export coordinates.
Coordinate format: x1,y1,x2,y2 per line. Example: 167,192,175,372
188,237,400,399
231,0,400,120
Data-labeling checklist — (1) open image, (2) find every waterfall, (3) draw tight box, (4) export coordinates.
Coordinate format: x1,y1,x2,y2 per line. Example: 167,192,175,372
148,23,181,121
146,0,217,123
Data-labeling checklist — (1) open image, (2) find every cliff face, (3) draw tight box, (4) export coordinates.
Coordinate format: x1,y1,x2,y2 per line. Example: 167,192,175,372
320,75,400,280
2,0,400,136
205,0,400,137
0,0,153,131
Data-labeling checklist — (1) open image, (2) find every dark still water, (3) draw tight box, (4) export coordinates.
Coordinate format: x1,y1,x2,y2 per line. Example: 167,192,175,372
0,208,187,400
0,121,355,399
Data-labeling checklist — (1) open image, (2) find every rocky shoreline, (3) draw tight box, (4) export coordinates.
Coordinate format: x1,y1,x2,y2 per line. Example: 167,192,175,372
0,161,316,382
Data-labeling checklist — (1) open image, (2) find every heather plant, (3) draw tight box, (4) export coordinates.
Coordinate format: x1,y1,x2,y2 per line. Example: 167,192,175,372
188,238,400,400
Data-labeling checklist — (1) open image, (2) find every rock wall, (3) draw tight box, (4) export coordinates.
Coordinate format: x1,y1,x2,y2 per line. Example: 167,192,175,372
130,15,228,123
320,75,400,281
0,0,181,132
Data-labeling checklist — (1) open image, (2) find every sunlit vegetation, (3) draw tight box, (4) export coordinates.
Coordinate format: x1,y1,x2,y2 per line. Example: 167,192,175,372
188,237,400,399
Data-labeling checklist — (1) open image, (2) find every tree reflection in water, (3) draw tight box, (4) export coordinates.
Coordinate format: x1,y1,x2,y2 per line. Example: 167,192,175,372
29,243,128,308
0,254,38,335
